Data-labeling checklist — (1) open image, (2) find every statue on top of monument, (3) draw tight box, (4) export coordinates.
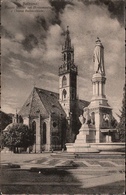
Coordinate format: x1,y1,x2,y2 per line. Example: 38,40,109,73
93,37,105,75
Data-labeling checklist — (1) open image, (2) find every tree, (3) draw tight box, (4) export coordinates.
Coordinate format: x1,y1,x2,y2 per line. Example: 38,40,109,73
117,85,125,142
0,111,13,132
2,123,34,152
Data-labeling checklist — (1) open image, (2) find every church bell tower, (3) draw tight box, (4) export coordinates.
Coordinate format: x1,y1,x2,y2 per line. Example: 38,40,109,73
59,26,78,118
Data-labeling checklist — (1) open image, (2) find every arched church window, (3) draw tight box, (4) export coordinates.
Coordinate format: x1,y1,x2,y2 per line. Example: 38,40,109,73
67,53,71,61
43,122,46,144
62,89,67,100
62,76,67,87
32,121,36,144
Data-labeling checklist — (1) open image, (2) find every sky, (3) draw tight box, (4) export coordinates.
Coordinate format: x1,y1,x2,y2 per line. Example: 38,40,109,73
1,0,125,121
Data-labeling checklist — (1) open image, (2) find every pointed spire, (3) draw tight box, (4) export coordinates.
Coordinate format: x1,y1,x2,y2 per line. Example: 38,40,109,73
65,26,71,49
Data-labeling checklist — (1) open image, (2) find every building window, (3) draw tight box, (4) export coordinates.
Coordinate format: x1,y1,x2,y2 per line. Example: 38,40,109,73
62,89,67,100
62,76,67,87
53,122,57,128
67,53,71,61
43,122,46,144
32,121,36,144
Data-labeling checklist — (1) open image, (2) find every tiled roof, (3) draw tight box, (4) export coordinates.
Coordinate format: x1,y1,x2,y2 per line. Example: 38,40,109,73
35,87,66,117
18,90,33,117
18,87,89,118
18,87,66,118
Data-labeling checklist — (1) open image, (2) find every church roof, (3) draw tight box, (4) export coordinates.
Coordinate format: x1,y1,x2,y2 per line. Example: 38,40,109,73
18,87,66,118
35,87,66,117
18,87,89,119
18,90,33,117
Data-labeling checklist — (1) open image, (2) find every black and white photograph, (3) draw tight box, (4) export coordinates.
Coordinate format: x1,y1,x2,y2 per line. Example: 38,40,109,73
1,0,125,194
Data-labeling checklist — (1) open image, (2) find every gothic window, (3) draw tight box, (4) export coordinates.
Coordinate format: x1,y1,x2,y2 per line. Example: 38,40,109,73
62,76,67,87
43,122,46,144
62,89,67,100
32,121,36,144
67,53,71,61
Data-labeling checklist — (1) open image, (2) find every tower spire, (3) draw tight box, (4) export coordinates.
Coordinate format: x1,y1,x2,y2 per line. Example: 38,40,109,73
65,26,71,49
59,26,77,75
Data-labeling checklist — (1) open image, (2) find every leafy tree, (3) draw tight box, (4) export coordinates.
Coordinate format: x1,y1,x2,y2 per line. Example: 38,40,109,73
0,111,13,132
2,123,34,152
117,85,125,142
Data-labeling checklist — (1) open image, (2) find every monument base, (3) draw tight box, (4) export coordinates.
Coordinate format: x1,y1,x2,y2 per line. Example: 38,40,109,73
90,142,125,152
66,124,99,153
66,143,100,153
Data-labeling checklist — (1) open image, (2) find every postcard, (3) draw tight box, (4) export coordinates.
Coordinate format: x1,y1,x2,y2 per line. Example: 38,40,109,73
1,0,125,194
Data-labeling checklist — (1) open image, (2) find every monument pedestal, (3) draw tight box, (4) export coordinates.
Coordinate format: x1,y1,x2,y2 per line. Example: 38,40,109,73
66,124,99,153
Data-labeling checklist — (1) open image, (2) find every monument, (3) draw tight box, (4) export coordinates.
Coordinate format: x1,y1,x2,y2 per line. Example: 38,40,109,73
66,38,124,153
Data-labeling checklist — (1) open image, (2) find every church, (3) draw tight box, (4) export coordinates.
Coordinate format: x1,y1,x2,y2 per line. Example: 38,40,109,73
14,27,89,152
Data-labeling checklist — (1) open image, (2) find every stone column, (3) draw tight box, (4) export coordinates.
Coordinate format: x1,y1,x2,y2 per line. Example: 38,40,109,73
95,82,98,95
97,82,99,95
99,82,102,95
93,83,95,95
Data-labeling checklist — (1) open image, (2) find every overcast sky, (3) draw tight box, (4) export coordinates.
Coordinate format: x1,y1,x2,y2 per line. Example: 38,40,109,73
1,0,125,120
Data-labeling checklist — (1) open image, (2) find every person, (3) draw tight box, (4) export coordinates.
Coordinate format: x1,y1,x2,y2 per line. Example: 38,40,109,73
93,37,105,75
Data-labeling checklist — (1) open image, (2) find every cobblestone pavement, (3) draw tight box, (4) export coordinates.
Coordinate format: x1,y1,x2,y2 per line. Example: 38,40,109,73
1,153,125,194
1,152,125,168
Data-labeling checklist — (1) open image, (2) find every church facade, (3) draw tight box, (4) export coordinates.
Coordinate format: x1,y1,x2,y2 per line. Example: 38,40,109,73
15,27,89,152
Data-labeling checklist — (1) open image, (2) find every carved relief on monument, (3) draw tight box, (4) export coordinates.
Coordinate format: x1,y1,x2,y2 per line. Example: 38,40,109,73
101,113,110,128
